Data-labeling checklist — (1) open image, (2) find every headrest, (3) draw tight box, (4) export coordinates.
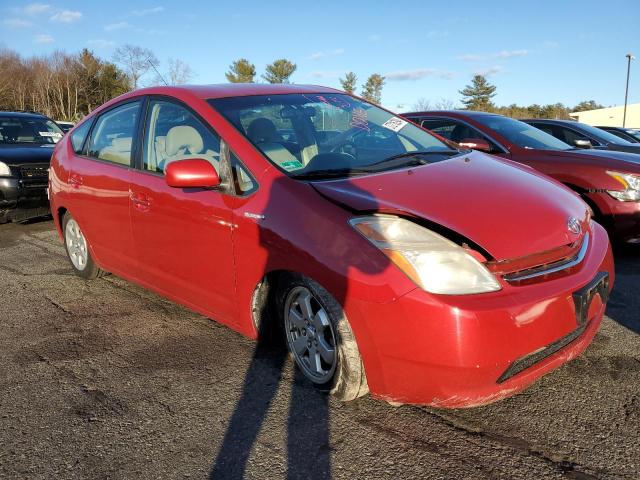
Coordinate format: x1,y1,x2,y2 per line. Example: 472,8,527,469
247,118,277,144
165,125,203,156
111,137,132,151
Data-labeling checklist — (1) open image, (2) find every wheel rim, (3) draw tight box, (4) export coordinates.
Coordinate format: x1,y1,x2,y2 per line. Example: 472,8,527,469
65,218,88,271
284,286,337,384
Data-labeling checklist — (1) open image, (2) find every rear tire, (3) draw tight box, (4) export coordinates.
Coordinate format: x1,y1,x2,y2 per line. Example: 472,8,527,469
62,212,104,280
278,273,368,401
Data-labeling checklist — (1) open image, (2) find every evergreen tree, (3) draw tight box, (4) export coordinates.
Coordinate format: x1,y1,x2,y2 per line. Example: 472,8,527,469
225,58,256,83
361,74,385,104
459,75,497,111
262,59,296,84
340,72,357,94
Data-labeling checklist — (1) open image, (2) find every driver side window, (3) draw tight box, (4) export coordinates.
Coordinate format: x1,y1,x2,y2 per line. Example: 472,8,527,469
142,100,221,175
422,118,501,153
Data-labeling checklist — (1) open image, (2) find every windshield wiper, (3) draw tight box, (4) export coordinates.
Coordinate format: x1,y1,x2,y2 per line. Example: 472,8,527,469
290,168,371,180
368,149,461,168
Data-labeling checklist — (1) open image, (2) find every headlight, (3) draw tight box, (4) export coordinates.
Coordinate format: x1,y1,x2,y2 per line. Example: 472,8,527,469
606,171,640,201
350,215,501,295
0,161,10,177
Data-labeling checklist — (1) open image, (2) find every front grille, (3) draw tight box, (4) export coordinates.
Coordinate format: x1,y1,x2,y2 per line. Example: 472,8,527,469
503,233,589,283
20,165,49,187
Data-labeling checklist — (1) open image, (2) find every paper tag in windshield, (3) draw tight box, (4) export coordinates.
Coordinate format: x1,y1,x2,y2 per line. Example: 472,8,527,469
280,160,304,171
40,131,63,143
382,117,408,132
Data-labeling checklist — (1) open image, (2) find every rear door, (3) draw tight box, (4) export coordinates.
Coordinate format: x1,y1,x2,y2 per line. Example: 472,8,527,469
69,100,141,274
128,97,239,323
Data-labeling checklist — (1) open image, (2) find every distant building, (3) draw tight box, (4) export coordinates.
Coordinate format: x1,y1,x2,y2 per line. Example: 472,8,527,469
569,103,640,127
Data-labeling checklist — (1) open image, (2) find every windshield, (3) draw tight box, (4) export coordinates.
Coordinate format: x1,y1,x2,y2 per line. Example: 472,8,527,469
0,116,63,145
575,122,634,145
474,115,572,151
209,94,456,178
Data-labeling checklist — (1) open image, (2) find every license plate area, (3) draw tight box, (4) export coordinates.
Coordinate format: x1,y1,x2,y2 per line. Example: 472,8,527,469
573,271,610,326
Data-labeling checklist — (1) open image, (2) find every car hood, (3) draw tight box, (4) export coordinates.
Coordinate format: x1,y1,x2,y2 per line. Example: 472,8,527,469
598,143,640,155
560,148,640,171
0,144,55,166
311,151,588,261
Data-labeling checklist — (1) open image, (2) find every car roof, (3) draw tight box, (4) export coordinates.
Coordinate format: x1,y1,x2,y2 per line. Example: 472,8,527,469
522,118,577,125
403,110,500,118
0,111,48,119
132,83,344,100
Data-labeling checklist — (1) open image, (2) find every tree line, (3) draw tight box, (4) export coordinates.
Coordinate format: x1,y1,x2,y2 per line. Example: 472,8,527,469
452,74,604,119
0,46,605,122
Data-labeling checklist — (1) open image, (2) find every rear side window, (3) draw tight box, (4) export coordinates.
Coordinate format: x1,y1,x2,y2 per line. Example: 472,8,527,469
70,120,92,154
87,101,141,166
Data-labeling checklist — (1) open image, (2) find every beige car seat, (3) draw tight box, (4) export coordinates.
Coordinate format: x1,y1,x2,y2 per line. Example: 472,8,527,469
161,125,220,173
99,137,132,165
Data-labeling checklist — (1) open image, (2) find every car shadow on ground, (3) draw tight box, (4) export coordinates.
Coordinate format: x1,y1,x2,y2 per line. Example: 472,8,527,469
208,340,331,480
606,244,640,334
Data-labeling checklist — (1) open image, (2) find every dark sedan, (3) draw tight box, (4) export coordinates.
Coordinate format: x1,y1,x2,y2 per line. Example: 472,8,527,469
596,126,640,143
524,118,640,154
0,111,61,223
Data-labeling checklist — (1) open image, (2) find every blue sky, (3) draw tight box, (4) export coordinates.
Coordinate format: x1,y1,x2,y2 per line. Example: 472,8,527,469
1,0,638,111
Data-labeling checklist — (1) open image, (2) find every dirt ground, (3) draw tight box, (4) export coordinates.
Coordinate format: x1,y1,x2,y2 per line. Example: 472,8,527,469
0,219,639,480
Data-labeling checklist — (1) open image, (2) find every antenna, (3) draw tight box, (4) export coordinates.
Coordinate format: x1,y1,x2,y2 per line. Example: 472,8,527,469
147,57,168,86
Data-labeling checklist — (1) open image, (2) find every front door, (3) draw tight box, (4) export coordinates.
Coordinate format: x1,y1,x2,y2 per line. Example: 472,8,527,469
129,98,237,323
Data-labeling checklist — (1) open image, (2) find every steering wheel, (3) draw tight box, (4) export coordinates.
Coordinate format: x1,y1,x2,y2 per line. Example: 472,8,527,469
330,140,358,159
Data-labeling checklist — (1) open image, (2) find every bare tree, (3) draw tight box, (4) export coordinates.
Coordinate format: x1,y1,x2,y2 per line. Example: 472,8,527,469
434,98,456,110
113,44,158,89
168,58,193,85
412,97,431,111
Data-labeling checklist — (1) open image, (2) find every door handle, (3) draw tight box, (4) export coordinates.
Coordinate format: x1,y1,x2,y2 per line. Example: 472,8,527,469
69,174,83,188
130,192,151,211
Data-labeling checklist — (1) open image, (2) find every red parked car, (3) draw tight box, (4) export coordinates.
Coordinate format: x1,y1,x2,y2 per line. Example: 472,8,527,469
403,110,640,244
49,85,613,407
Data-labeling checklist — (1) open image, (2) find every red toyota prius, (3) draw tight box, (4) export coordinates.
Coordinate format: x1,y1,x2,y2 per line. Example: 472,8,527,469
49,84,614,407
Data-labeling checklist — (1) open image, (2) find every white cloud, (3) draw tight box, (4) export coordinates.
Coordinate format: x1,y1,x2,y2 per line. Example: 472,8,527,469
87,39,117,49
385,68,454,81
493,49,528,58
368,34,381,42
456,53,483,61
308,48,344,61
34,33,54,44
542,41,559,48
25,3,51,15
426,30,449,38
132,6,164,16
50,10,82,23
3,18,33,28
457,49,529,62
309,71,341,79
474,66,503,76
104,22,131,31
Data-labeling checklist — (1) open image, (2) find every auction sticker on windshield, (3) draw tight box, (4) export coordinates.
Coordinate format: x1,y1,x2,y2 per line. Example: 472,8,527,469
382,117,408,132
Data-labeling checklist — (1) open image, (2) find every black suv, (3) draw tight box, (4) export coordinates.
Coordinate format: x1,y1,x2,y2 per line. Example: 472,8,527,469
0,111,63,223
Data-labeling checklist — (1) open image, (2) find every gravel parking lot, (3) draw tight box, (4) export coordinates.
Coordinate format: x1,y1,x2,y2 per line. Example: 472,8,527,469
0,219,639,480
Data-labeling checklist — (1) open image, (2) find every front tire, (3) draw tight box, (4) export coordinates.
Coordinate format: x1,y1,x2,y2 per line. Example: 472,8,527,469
279,273,368,401
62,212,104,279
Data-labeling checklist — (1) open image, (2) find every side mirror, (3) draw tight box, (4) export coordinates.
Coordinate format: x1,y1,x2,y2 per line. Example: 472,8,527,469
458,138,492,153
165,159,221,188
573,139,592,149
